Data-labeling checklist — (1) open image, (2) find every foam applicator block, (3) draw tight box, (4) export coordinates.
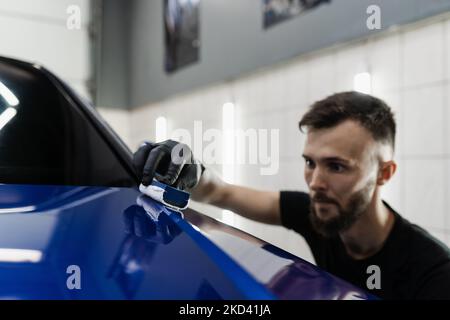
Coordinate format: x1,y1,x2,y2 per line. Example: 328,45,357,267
139,179,190,211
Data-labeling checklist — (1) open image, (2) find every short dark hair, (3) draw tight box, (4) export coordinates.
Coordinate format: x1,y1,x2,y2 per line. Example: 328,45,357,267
299,91,396,150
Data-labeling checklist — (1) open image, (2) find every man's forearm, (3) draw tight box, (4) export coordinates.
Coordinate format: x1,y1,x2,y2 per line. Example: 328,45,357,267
189,167,281,225
189,167,227,205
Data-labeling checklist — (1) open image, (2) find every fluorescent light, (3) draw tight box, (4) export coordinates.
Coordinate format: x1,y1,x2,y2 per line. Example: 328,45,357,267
155,116,167,142
0,107,17,131
0,249,43,263
0,81,19,106
222,102,235,225
353,72,372,94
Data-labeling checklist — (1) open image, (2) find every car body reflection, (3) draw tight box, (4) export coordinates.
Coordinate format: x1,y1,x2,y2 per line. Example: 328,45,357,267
183,210,376,300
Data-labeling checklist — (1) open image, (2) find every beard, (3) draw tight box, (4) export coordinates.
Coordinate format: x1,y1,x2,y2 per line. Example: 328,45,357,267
309,181,375,238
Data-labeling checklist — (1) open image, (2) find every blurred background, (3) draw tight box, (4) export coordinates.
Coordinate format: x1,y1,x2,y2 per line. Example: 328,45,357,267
1,0,449,263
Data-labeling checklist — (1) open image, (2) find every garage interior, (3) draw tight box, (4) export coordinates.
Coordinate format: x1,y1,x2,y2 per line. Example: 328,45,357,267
1,0,450,265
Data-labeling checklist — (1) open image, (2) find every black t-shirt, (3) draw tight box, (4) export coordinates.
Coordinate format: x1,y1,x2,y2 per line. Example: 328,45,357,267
280,191,450,300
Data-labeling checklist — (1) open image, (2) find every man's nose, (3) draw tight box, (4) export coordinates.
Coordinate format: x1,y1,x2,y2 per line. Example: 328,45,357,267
309,168,328,191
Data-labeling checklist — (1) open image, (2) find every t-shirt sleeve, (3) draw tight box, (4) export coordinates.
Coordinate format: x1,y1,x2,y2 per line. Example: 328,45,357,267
279,191,315,239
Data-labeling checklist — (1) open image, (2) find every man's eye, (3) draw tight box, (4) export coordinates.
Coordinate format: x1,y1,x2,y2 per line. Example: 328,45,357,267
329,163,345,172
305,159,315,168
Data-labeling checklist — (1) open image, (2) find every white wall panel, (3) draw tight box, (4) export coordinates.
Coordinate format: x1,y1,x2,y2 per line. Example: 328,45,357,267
402,23,445,88
0,0,90,23
0,0,92,100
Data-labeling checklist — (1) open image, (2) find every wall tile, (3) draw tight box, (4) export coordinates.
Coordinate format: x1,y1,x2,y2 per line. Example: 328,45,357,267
308,53,337,104
335,43,368,92
279,107,307,159
279,160,307,192
402,85,445,156
446,83,450,155
369,33,401,93
232,79,253,116
130,103,168,145
242,75,266,115
404,159,445,231
283,60,309,110
402,23,445,88
446,19,450,81
261,69,286,112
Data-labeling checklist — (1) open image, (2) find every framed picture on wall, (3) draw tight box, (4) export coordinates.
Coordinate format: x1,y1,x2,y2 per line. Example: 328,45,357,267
263,0,330,29
164,0,200,73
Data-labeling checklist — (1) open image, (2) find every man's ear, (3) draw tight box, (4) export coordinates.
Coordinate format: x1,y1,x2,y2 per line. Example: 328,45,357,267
377,160,397,186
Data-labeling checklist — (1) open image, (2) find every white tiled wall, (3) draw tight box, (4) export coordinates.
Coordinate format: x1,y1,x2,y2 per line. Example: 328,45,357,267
0,0,92,100
447,20,450,83
402,23,445,89
403,85,446,156
106,14,450,263
369,34,401,94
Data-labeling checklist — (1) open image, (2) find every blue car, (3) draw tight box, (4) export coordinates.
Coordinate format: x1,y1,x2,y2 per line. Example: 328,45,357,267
0,56,375,300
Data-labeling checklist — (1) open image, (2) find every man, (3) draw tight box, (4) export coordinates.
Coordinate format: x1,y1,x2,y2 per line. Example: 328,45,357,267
133,91,450,299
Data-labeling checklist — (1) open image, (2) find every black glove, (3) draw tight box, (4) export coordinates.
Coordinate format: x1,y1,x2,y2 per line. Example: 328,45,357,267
133,139,205,190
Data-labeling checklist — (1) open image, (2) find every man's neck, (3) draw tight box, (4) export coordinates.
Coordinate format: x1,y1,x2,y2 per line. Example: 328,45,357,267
339,196,395,260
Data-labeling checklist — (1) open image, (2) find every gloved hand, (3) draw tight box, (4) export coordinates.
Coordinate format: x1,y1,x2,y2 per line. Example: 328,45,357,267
133,139,205,191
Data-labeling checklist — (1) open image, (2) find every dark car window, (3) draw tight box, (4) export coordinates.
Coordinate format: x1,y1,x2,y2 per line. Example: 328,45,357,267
0,60,135,187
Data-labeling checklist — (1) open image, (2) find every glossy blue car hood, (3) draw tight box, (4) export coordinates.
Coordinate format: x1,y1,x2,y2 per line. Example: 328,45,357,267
0,183,375,300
